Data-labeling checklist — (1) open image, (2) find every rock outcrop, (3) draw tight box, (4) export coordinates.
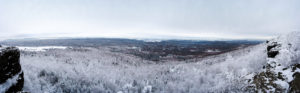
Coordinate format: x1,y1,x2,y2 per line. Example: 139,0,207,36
266,41,280,58
0,46,24,93
247,32,300,93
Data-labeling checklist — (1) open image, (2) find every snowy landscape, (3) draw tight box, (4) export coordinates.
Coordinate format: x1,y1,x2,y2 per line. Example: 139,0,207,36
1,0,300,93
1,32,300,93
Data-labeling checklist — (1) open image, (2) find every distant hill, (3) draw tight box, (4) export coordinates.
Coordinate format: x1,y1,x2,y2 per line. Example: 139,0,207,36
0,38,262,61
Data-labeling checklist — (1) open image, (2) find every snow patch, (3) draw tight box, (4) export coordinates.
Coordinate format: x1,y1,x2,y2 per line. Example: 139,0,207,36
206,49,220,53
18,46,67,52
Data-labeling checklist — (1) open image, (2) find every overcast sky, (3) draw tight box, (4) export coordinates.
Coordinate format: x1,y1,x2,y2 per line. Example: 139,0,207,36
0,0,299,40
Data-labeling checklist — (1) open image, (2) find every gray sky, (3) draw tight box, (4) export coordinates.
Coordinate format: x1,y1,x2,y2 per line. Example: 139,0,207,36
0,0,299,40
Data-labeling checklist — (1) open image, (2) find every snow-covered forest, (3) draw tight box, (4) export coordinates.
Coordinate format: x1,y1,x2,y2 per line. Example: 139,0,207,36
1,0,299,92
4,32,293,93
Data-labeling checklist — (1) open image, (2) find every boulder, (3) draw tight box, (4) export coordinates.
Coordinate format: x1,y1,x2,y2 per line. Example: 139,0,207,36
267,51,279,58
267,42,280,58
0,47,24,93
289,72,300,93
267,44,277,51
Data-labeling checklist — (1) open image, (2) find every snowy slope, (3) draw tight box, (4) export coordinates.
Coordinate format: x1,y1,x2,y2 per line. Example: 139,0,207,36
18,32,300,93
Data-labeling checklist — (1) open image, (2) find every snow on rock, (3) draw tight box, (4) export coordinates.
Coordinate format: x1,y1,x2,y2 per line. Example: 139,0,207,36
0,47,24,93
247,32,300,93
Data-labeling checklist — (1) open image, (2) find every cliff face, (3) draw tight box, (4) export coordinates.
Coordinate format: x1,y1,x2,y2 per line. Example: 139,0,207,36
0,46,24,93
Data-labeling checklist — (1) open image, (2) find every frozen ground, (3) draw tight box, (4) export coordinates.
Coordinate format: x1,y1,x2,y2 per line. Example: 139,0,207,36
17,32,300,93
